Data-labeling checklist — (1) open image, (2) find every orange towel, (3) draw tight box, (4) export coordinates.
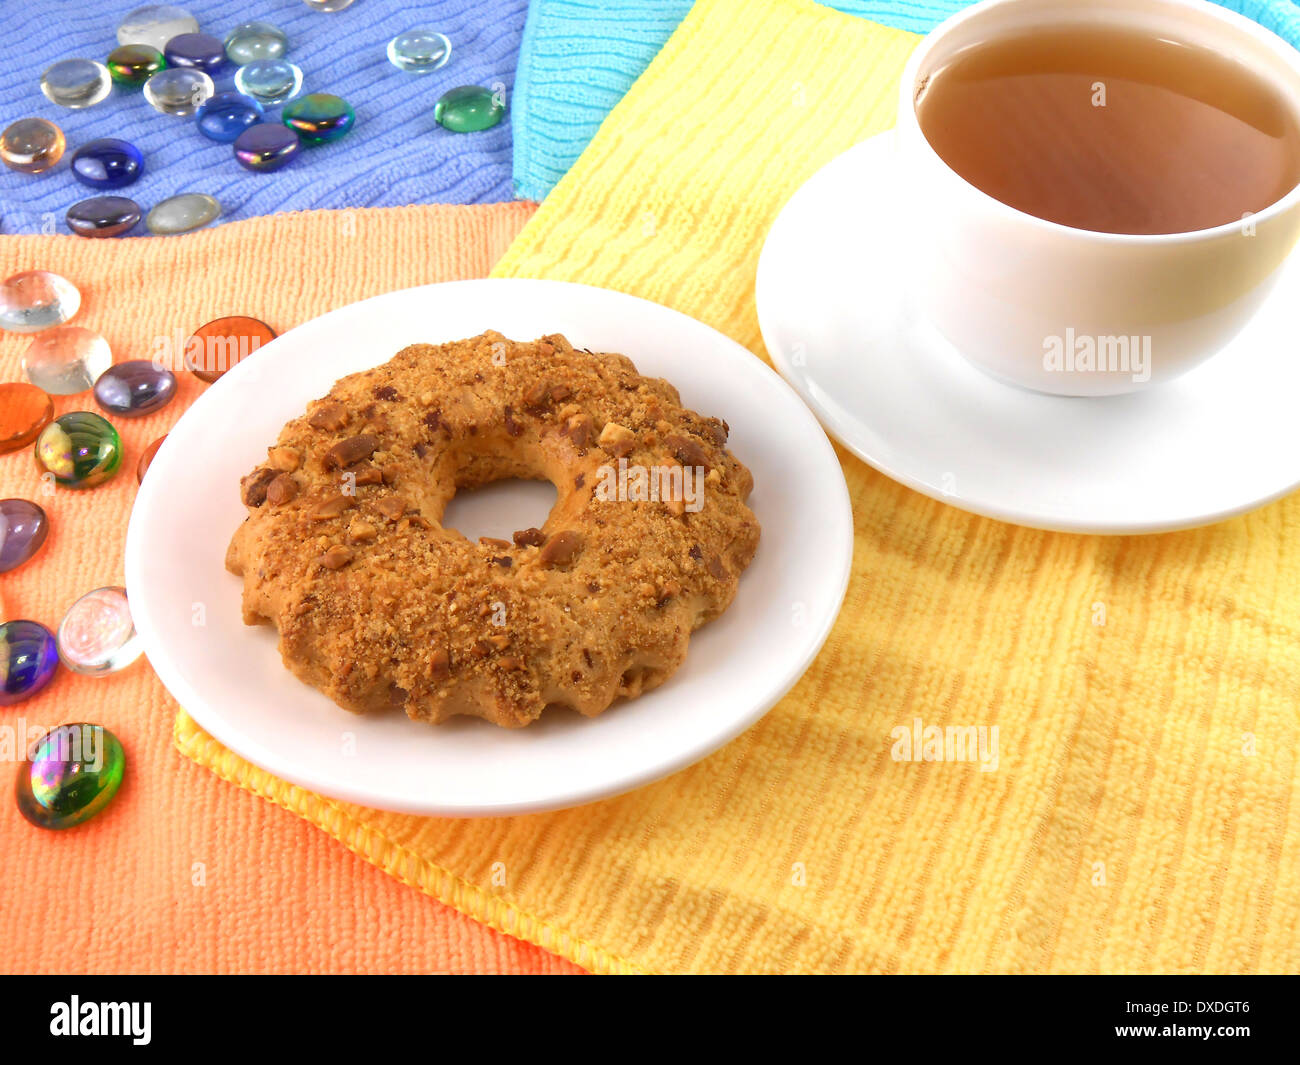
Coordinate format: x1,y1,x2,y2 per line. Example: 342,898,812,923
0,203,581,975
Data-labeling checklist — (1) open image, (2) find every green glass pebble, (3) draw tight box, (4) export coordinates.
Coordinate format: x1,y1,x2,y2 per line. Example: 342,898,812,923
225,21,288,65
106,44,166,86
17,723,125,830
34,411,122,489
281,92,355,145
434,85,505,133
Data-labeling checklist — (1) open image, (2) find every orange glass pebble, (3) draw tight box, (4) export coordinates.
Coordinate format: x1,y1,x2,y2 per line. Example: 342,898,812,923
0,382,54,454
137,434,166,483
186,315,276,382
1,118,66,173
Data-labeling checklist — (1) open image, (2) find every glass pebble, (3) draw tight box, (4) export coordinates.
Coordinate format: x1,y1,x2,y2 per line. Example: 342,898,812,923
233,59,303,106
434,85,506,133
387,29,451,74
225,21,288,65
117,4,199,50
146,192,220,234
0,383,53,455
164,32,227,74
0,621,58,706
1,118,66,173
17,723,126,829
40,59,112,109
23,327,112,395
303,0,355,10
144,67,213,116
70,138,144,190
0,271,81,334
187,316,277,381
197,92,264,142
234,123,300,172
93,359,177,418
58,587,142,676
0,499,48,573
138,435,166,483
106,44,166,86
282,92,355,145
35,411,123,490
66,195,142,238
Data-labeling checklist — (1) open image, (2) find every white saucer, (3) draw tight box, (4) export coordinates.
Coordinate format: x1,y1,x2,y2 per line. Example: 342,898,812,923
756,131,1300,534
125,279,852,816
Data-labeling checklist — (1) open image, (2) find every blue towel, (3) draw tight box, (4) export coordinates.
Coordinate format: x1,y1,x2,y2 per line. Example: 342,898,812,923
511,0,1300,202
0,0,526,234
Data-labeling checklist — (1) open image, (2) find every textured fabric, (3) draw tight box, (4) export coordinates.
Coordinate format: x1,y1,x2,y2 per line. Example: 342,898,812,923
511,0,1300,201
0,202,584,975
0,0,526,235
180,0,1300,974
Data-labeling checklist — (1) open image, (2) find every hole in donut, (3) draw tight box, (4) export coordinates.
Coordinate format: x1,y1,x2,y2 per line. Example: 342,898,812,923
440,477,558,543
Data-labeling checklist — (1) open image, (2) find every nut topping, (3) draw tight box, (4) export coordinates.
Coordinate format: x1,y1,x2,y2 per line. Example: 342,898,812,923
265,474,299,506
308,401,349,431
309,494,354,520
240,467,277,507
598,421,636,458
539,530,584,567
325,434,379,470
317,545,353,570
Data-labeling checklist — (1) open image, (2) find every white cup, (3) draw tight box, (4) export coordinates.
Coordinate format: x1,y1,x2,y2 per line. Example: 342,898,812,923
895,0,1300,396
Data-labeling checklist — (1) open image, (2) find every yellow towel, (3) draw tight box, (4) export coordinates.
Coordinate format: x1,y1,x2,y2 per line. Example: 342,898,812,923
181,0,1300,973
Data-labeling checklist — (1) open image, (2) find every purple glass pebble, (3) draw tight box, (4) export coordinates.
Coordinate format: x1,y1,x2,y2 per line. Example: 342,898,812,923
0,498,48,573
163,32,227,74
92,359,177,418
233,122,300,172
0,620,59,705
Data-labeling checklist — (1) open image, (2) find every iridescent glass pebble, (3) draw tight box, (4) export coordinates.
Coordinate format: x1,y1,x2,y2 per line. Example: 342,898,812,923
0,383,53,455
66,195,142,238
282,92,355,144
17,723,126,829
234,123,300,172
197,91,264,142
40,59,112,109
106,43,166,86
137,435,165,482
434,85,506,132
93,359,176,417
164,32,227,74
0,499,48,573
187,316,276,381
225,21,288,65
0,621,58,706
23,327,111,395
117,4,199,50
144,66,213,116
58,587,142,676
70,138,144,190
387,29,451,73
146,192,220,234
35,412,122,489
233,59,303,106
303,0,355,10
1,118,66,173
0,271,81,334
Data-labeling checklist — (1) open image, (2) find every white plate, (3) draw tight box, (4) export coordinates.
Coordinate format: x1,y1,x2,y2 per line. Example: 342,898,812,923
126,279,852,816
756,131,1300,534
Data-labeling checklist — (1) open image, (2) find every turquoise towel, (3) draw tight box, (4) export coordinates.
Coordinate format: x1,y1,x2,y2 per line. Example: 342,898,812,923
511,0,1300,202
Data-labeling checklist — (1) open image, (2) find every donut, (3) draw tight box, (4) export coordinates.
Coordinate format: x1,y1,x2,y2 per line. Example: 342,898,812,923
226,331,760,728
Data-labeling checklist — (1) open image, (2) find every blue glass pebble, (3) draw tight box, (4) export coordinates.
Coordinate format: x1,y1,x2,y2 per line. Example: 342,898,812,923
164,32,227,74
0,499,48,573
234,123,300,172
92,360,177,418
197,91,264,142
0,620,58,706
70,138,144,190
233,59,303,106
66,196,141,238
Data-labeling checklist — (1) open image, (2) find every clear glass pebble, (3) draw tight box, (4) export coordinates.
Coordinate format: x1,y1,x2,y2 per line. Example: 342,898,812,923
117,5,199,50
40,59,112,109
146,192,220,234
234,59,303,106
302,0,355,11
23,327,112,395
387,29,451,73
0,271,81,334
144,67,213,116
225,21,288,65
58,587,142,676
1,118,66,173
